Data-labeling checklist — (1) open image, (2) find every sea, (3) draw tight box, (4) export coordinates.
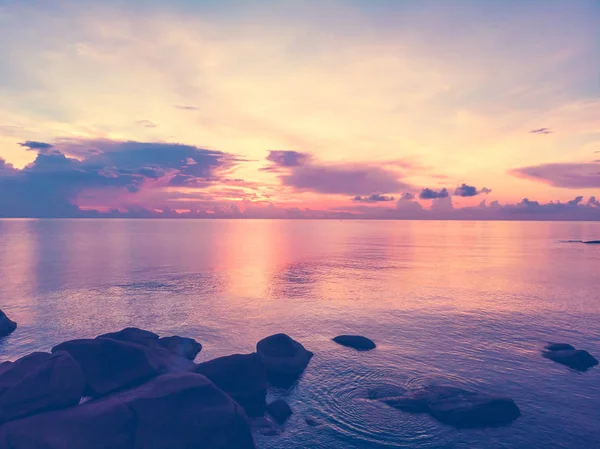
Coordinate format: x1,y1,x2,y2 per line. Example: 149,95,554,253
0,219,599,448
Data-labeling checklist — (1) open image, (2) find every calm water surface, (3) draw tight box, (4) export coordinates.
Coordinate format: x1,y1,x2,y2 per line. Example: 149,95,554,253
0,219,599,448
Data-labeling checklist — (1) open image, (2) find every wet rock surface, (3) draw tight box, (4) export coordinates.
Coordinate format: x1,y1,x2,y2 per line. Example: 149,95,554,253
333,335,376,351
0,311,16,338
382,386,521,428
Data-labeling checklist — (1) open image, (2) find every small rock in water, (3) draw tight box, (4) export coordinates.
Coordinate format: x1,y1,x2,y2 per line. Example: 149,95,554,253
304,416,324,427
333,335,376,351
544,343,575,352
383,385,521,428
542,344,598,372
266,399,293,424
256,334,313,385
0,310,17,338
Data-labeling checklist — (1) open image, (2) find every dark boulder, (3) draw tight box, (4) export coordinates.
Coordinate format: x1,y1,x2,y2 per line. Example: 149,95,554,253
98,327,159,347
383,386,520,428
194,353,267,416
333,335,376,351
583,240,600,244
158,336,202,360
0,353,52,396
543,348,598,371
266,399,292,424
51,338,161,397
0,373,256,449
0,310,16,338
256,334,313,384
0,351,85,423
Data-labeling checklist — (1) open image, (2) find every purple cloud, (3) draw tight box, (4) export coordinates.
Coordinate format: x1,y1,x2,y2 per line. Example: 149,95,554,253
529,128,553,134
419,187,449,199
264,150,413,196
510,162,600,188
454,183,492,197
352,194,395,203
265,150,308,168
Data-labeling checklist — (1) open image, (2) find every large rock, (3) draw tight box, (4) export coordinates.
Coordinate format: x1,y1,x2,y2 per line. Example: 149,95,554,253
0,351,85,423
0,353,52,396
266,399,292,424
0,310,16,338
158,336,202,360
194,353,267,416
543,344,598,371
98,327,160,347
0,373,256,449
256,334,313,384
383,386,521,428
51,338,161,397
333,335,376,351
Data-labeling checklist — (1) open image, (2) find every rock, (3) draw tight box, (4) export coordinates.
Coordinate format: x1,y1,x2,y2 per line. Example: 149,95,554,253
383,386,520,428
266,399,292,424
367,384,407,400
543,348,598,371
0,310,16,338
119,373,256,449
158,336,202,360
545,343,575,351
0,373,256,449
194,353,267,416
583,240,600,244
0,351,85,423
304,416,323,427
51,338,161,397
333,335,376,351
256,334,313,384
0,353,52,396
98,327,159,347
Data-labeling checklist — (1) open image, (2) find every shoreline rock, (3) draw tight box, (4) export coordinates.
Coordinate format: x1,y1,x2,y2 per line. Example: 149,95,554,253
0,311,16,338
256,334,313,386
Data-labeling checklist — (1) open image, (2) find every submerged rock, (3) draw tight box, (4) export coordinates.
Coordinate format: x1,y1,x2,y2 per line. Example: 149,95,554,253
0,351,85,423
383,386,521,428
256,334,313,385
543,345,598,372
333,335,376,351
158,336,202,360
194,353,267,416
266,399,292,424
0,373,256,449
367,384,407,400
0,310,16,338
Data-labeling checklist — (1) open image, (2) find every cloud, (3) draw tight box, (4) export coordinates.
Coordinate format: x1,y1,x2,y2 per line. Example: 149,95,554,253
453,183,492,197
136,120,157,128
510,161,600,188
0,138,241,217
529,128,553,134
419,187,449,199
18,140,56,153
264,150,413,196
265,150,308,168
352,194,395,203
400,192,415,200
175,105,198,111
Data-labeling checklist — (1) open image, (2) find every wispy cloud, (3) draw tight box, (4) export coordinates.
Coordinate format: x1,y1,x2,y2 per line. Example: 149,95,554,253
529,128,553,134
510,161,600,188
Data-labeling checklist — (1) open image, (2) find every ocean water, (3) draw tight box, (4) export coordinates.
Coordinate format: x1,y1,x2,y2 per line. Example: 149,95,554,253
0,219,599,448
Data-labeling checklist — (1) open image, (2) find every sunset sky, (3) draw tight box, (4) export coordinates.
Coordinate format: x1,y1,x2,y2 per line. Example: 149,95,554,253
1,0,599,219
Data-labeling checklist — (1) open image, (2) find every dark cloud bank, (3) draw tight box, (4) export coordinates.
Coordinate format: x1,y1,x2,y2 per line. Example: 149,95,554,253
1,145,599,220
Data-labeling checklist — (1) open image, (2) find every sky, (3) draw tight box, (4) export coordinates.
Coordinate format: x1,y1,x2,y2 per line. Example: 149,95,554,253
0,0,599,219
